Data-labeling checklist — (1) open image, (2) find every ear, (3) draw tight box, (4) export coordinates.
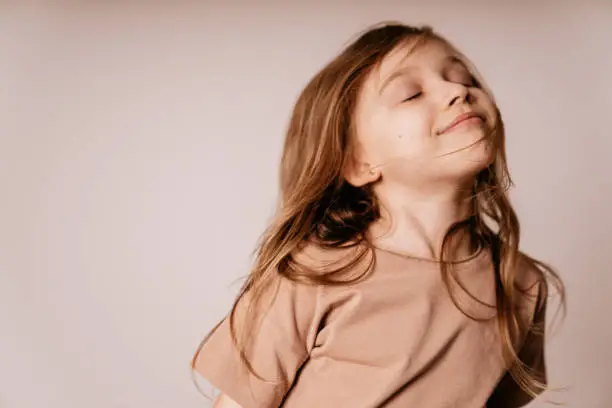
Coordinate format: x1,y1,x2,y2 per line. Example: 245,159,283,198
343,159,381,187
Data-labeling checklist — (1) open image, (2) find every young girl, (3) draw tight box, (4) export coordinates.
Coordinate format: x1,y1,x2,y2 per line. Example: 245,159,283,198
191,22,565,408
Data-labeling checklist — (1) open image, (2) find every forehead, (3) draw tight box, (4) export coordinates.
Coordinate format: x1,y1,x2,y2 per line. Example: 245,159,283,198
373,38,457,85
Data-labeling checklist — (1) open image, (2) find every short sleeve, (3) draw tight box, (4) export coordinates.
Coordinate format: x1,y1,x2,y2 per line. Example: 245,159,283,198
193,275,323,408
486,280,548,408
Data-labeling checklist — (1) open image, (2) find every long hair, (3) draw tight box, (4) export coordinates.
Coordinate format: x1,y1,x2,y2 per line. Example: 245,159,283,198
192,22,565,400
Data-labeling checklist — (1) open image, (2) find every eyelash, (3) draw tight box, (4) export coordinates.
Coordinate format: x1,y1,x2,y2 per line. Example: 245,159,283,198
400,77,478,103
455,73,479,87
402,92,422,102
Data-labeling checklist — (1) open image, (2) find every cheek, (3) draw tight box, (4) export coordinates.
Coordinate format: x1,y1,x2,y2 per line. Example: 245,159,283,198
358,106,435,166
387,108,435,155
475,92,498,127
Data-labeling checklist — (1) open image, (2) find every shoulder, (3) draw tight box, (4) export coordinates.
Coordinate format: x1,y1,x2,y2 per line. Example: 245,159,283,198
290,239,374,280
292,239,367,267
234,240,368,322
289,241,375,287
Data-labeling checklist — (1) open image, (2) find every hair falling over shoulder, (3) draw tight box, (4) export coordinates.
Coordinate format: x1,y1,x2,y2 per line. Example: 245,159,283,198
192,22,566,400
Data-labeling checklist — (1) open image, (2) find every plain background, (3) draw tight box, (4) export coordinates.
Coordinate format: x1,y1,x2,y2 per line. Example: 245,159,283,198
1,1,611,407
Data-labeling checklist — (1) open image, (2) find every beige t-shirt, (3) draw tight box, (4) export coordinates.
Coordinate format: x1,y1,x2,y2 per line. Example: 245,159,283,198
194,243,546,408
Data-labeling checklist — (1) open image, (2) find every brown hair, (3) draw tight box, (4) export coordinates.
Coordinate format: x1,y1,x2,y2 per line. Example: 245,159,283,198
192,21,565,400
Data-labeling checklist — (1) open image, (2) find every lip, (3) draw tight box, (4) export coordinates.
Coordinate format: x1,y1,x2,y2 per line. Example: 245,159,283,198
437,112,483,135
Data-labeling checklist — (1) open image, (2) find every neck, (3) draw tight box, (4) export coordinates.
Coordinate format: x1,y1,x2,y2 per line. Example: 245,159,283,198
369,181,476,261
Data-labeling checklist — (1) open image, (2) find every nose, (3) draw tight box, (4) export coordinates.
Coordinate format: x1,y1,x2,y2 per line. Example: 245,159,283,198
444,82,470,108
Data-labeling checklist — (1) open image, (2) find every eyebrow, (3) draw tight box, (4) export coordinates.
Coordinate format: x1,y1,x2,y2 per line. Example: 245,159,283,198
377,55,465,95
378,67,415,96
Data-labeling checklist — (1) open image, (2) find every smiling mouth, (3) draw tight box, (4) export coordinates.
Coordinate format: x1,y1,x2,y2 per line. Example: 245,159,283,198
437,113,484,135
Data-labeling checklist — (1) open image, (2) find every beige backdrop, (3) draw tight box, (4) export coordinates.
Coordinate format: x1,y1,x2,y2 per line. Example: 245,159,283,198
1,1,611,407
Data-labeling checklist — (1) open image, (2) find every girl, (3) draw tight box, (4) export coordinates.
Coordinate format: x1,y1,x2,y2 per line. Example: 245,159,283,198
191,22,565,408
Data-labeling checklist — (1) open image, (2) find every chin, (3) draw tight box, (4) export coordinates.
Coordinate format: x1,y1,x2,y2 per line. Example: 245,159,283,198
469,134,495,163
442,135,494,180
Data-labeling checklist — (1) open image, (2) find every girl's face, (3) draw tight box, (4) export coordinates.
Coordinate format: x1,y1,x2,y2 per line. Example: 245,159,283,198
349,38,498,190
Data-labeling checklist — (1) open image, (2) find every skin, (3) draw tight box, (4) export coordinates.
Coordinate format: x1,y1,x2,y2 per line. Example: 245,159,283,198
212,393,242,408
345,38,498,260
213,37,499,408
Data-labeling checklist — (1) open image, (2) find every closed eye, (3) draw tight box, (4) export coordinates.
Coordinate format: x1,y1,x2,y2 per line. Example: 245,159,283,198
463,77,479,88
401,92,422,102
449,71,479,88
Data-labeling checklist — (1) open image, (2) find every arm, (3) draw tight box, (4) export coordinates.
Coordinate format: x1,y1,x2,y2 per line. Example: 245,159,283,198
193,274,323,408
213,393,244,408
